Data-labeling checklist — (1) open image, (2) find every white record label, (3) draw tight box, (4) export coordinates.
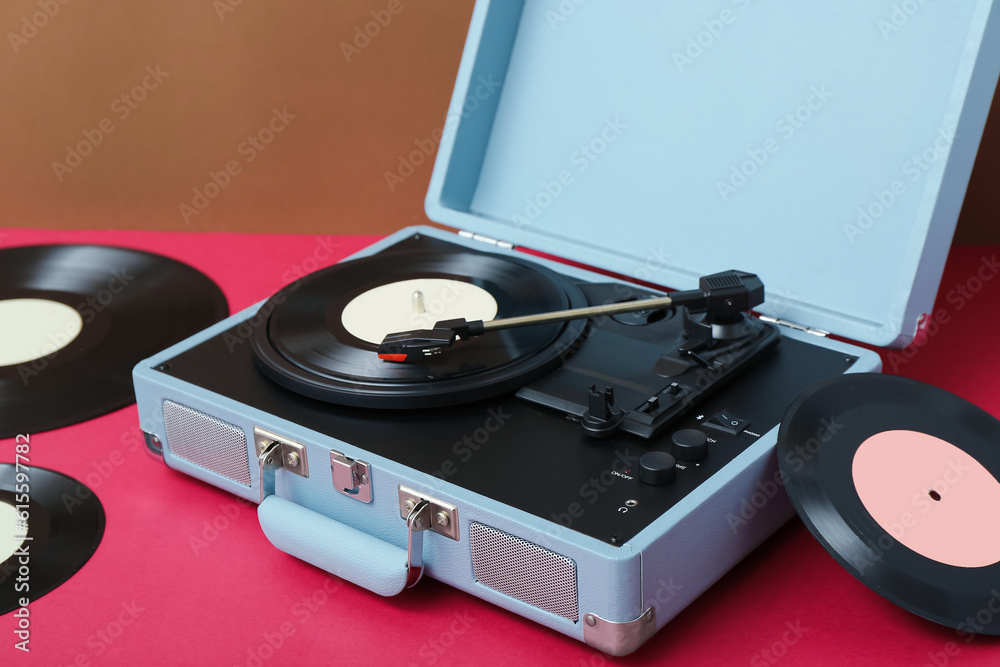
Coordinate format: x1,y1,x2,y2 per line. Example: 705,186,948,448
0,501,27,564
341,279,499,345
0,299,84,367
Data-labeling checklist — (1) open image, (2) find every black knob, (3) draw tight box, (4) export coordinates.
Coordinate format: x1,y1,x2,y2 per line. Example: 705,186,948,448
639,451,677,485
672,429,708,461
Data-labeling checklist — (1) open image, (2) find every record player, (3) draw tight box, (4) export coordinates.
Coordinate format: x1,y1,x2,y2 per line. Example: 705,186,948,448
132,1,1000,656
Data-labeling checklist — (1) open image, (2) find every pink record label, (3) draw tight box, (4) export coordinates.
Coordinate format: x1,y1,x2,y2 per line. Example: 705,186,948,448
852,429,1000,568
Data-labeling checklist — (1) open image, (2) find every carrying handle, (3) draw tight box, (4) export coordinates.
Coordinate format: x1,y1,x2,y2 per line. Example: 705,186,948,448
258,496,426,597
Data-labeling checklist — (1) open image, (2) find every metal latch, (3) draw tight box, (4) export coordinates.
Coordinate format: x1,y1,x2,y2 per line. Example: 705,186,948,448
330,450,372,503
404,500,431,588
254,428,309,503
398,487,461,589
398,486,460,541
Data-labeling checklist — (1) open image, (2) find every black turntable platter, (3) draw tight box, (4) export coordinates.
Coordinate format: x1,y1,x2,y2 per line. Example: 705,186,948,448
0,245,228,438
251,241,589,408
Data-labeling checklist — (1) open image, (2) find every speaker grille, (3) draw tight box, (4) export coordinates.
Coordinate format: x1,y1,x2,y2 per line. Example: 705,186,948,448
470,522,578,621
163,400,251,487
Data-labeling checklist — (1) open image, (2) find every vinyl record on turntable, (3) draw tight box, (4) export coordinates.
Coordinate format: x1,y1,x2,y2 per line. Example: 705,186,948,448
0,464,105,615
251,244,589,408
0,245,228,438
777,374,1000,635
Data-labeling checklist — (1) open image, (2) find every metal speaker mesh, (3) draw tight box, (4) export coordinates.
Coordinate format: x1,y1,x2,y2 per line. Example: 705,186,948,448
163,400,251,487
470,522,578,621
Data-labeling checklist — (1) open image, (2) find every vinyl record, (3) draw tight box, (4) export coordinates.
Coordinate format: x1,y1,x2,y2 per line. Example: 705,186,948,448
778,374,1000,635
0,464,105,615
0,245,228,438
251,246,588,408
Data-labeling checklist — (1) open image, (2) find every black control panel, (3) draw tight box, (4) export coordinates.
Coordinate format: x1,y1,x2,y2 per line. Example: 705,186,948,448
163,314,854,547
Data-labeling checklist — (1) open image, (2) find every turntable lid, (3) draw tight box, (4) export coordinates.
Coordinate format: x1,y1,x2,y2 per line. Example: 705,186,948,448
425,0,1000,349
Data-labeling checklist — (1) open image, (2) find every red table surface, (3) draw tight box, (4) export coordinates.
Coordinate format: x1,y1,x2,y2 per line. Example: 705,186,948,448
2,228,999,667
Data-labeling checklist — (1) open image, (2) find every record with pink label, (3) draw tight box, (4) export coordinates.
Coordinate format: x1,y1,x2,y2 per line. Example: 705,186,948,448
778,374,1000,635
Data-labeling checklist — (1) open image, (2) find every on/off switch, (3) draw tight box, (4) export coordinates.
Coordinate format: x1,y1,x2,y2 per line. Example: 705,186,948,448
703,410,749,436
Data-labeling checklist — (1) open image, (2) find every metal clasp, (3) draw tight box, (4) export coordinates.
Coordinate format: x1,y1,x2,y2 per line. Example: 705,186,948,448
404,500,432,588
254,428,309,503
397,486,460,541
330,450,372,503
398,487,461,589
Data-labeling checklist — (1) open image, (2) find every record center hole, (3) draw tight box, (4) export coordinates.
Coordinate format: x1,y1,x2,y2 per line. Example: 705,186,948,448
928,490,942,502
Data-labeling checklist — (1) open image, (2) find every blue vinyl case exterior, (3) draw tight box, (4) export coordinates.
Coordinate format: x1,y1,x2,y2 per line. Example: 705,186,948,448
133,227,881,655
133,0,998,655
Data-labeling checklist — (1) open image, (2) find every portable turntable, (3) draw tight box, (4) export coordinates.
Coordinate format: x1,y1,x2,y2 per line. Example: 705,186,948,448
132,1,1000,655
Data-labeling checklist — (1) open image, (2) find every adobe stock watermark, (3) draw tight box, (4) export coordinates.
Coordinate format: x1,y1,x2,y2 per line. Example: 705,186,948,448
219,236,341,355
878,0,931,41
56,600,146,665
408,610,477,666
850,457,973,575
340,0,409,63
178,106,296,223
574,581,681,666
913,589,1000,666
233,578,342,667
17,267,136,386
561,242,671,347
278,236,341,286
546,0,588,31
510,117,627,229
189,498,254,555
405,280,487,331
727,416,843,533
213,0,248,21
717,85,833,202
51,66,170,182
384,73,502,192
7,0,74,54
844,125,954,244
750,620,808,666
430,406,512,480
581,244,674,314
56,420,158,522
884,254,998,373
550,447,640,533
672,0,756,73
10,435,30,653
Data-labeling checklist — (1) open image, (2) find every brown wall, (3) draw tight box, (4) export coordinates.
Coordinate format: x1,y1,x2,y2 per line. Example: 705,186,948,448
1,0,997,242
958,97,1000,244
0,0,476,235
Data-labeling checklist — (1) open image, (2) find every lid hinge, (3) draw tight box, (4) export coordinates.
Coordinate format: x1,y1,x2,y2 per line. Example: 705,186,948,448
458,230,515,250
759,315,829,337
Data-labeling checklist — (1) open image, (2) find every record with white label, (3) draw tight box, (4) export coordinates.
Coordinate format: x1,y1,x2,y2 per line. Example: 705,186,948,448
251,242,588,408
0,245,228,438
778,374,1000,635
0,464,105,615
